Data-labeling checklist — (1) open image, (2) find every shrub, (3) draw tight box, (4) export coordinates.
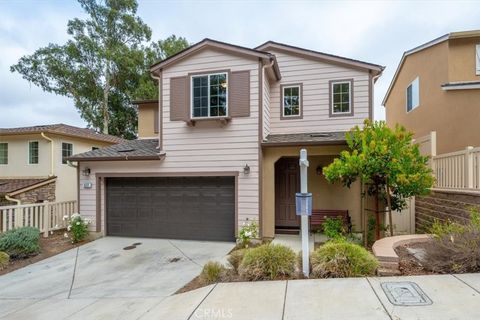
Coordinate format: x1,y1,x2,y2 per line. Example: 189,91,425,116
236,221,259,248
0,251,9,270
322,217,344,239
227,249,245,273
0,227,40,259
423,207,480,273
65,213,90,243
311,239,378,278
239,244,296,280
199,261,225,285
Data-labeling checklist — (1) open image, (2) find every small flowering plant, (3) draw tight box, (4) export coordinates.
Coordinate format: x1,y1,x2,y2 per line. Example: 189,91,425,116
237,220,259,248
63,213,90,243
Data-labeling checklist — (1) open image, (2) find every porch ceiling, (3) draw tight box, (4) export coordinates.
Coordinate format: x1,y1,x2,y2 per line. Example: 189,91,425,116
262,131,347,147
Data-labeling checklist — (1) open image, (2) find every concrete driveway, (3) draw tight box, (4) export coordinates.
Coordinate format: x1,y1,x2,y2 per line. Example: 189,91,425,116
0,237,234,317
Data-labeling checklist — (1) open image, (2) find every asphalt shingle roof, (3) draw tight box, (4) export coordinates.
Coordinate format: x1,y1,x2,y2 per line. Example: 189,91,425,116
263,132,347,146
68,139,163,161
0,124,125,144
0,177,56,196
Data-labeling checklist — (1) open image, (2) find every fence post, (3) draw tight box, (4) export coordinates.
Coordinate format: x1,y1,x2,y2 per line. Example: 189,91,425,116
43,202,50,238
465,146,474,189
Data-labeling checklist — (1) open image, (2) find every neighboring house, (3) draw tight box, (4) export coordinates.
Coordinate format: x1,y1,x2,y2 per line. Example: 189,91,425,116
383,30,480,154
69,39,383,241
0,124,124,205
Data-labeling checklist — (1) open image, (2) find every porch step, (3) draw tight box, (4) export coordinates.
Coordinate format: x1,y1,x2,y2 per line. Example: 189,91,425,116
275,228,300,235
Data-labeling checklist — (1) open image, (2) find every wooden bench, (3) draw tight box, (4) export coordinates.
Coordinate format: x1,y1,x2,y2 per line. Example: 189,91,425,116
310,209,351,233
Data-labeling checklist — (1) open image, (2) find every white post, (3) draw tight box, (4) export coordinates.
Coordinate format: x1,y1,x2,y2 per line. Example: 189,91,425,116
466,146,474,189
299,149,310,277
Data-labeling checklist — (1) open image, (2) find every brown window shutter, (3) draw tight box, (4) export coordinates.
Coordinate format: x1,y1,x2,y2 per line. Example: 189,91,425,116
154,108,159,133
170,76,189,121
229,70,250,117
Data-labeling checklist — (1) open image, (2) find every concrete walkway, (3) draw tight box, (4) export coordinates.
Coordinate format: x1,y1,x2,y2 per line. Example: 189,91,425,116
2,273,480,319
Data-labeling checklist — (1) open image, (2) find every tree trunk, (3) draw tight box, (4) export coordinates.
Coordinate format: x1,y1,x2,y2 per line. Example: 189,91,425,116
385,179,394,237
375,185,380,240
102,62,110,134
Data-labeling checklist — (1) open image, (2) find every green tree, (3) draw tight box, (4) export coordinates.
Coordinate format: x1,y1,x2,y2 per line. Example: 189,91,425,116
10,0,189,139
323,120,434,241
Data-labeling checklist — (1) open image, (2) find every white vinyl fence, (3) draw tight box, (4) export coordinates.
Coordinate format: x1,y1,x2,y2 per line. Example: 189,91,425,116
0,200,77,237
433,146,480,190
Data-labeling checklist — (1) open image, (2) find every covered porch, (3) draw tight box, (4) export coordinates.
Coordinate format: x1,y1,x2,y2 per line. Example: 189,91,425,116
261,133,363,239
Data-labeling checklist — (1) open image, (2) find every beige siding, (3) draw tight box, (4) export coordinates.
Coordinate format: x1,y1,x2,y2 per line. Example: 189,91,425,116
79,48,261,231
266,49,370,134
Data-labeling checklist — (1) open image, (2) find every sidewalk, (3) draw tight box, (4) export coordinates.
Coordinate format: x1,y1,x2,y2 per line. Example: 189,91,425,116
1,274,479,319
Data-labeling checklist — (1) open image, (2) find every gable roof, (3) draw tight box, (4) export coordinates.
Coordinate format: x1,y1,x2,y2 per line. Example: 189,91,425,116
0,124,125,144
382,30,480,106
256,41,384,75
150,38,281,80
68,139,164,161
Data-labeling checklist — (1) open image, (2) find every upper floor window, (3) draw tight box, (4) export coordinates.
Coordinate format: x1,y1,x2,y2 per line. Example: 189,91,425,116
406,77,420,112
0,143,7,165
28,141,39,164
331,80,352,116
282,85,302,118
191,73,228,118
476,44,480,75
62,142,73,164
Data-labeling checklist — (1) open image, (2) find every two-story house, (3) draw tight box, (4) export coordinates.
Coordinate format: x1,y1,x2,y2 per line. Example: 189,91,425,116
0,124,124,205
69,39,383,241
384,30,480,154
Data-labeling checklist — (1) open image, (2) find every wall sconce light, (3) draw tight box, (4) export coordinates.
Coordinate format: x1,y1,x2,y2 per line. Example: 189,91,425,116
243,163,250,175
82,167,91,177
316,165,323,175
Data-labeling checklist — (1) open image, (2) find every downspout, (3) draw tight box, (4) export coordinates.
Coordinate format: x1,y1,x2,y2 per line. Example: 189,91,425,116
151,72,162,151
5,194,21,205
370,72,382,119
40,132,54,177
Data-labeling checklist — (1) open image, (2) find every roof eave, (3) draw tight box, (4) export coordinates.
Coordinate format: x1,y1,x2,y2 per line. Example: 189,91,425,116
261,140,347,147
68,153,166,162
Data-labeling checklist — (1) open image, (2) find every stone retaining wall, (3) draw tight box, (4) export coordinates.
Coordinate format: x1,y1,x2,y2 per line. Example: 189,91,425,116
415,189,480,232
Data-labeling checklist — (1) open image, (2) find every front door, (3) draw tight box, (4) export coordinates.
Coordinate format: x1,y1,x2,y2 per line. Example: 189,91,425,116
275,157,300,229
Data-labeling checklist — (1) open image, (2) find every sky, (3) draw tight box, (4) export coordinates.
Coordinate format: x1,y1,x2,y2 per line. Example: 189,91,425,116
0,0,479,129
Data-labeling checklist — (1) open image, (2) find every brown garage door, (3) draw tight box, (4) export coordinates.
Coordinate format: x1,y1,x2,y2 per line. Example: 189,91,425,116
106,176,235,241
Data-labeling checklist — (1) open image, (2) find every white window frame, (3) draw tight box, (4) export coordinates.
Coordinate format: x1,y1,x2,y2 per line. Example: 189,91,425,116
0,143,7,165
476,44,480,76
61,142,74,165
406,77,420,113
28,140,39,165
282,85,302,118
331,81,352,115
190,72,228,119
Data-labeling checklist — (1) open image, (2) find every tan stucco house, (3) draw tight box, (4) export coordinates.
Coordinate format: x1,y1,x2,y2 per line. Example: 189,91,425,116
0,124,124,205
69,39,384,241
384,30,480,154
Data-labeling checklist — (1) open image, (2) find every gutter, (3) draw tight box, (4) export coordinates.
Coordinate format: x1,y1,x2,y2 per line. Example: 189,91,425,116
5,194,21,205
40,132,54,177
67,153,166,162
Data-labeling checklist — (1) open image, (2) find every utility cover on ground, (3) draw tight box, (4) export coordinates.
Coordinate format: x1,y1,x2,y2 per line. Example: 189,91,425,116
381,281,433,306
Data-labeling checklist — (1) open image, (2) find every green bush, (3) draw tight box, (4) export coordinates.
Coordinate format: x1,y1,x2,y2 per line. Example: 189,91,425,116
227,249,245,273
0,227,40,259
236,221,259,248
199,261,225,285
429,219,466,238
66,214,89,243
322,217,344,239
0,251,9,270
239,244,296,280
311,239,378,278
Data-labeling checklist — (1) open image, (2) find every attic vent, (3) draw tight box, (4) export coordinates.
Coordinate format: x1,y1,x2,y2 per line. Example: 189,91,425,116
117,148,135,153
310,133,332,138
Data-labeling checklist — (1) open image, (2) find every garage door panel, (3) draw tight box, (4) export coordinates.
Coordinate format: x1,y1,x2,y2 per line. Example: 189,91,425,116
106,176,235,241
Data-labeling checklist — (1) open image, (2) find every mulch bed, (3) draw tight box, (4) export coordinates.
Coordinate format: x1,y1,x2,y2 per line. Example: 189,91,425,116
395,241,436,276
0,230,90,276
